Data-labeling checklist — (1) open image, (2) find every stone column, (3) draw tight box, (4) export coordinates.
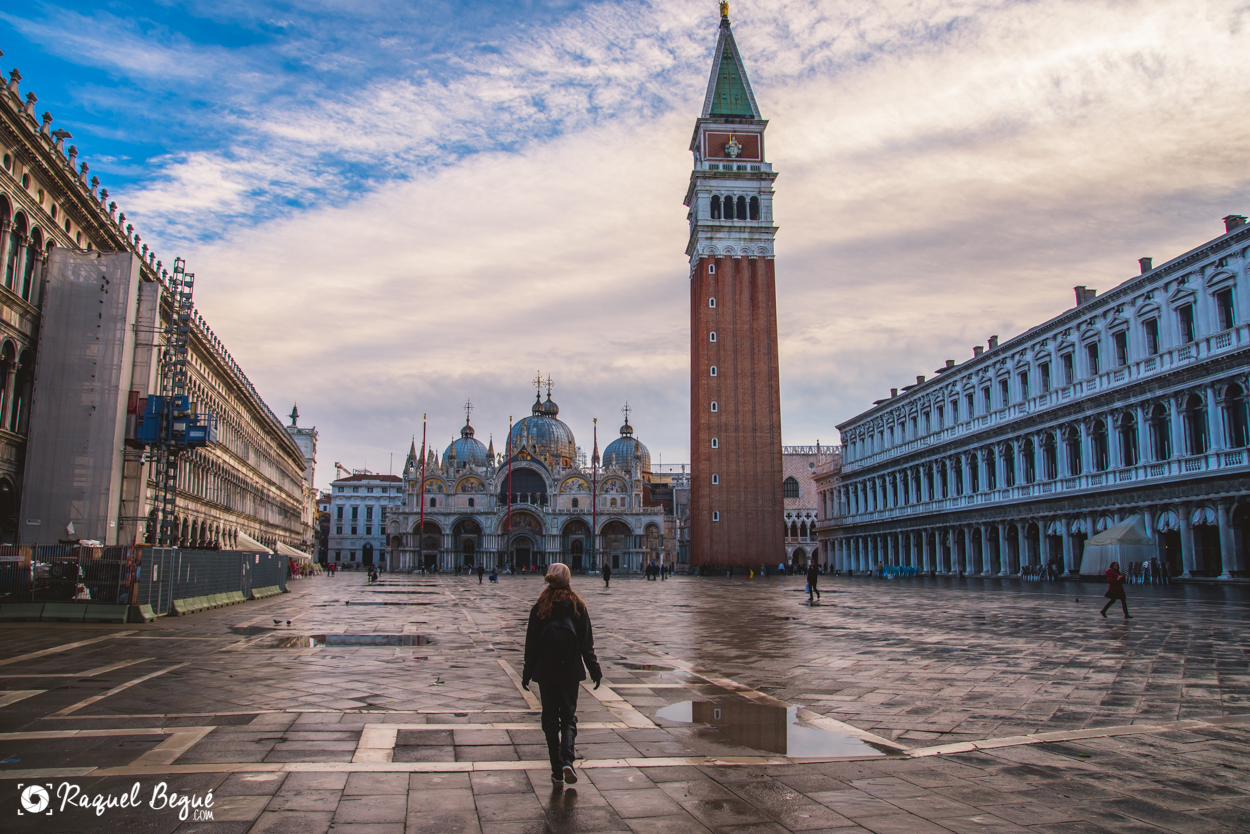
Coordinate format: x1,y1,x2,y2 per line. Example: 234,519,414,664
981,524,994,575
1207,385,1223,453
1018,523,1029,570
962,526,973,574
995,522,1007,574
2,359,19,432
1063,524,1076,574
1217,501,1236,579
1136,403,1151,466
1180,508,1196,577
6,234,26,292
1170,397,1185,461
0,220,10,285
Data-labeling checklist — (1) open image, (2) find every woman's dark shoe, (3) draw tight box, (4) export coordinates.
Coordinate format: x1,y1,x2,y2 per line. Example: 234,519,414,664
551,773,564,787
1124,615,1134,619
562,765,578,785
1100,610,1107,617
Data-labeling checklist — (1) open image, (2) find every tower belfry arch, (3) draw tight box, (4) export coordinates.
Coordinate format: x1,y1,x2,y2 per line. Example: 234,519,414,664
686,3,785,568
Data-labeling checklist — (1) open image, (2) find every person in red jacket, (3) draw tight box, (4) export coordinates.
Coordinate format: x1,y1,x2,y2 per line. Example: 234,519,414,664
1100,561,1133,619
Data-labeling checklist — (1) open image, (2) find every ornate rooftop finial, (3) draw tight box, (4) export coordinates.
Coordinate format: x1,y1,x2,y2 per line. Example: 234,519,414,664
464,398,473,425
621,401,632,425
533,370,543,393
720,0,729,19
289,402,299,427
545,374,553,398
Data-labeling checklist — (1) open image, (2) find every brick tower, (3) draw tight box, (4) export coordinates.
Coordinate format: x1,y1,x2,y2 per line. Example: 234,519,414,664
686,3,785,569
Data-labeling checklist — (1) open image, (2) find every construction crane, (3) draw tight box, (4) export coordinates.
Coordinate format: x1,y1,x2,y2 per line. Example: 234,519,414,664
334,462,351,480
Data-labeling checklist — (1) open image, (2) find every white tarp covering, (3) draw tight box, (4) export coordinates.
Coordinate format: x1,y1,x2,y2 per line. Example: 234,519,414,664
235,532,273,553
22,251,141,545
276,542,313,562
1079,515,1156,575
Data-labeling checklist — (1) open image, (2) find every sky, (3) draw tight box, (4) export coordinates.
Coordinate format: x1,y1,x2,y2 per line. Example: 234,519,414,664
4,0,1248,490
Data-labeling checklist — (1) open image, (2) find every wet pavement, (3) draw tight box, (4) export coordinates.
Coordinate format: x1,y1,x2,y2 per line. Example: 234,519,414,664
0,571,1247,832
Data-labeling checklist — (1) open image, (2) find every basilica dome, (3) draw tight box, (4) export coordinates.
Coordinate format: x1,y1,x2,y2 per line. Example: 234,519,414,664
444,420,490,468
602,420,651,473
509,393,576,465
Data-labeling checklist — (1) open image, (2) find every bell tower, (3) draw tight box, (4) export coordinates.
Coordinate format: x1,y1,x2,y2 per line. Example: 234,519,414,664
686,2,784,569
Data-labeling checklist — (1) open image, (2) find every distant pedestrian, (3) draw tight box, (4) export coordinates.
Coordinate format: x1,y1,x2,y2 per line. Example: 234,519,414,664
522,563,601,788
806,561,821,604
1100,561,1132,619
602,561,611,589
477,564,485,584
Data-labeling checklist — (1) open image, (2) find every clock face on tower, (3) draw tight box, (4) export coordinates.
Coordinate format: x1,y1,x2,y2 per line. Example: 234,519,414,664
703,131,760,161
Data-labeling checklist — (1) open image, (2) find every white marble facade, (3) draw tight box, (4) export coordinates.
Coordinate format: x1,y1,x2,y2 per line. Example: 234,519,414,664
385,390,666,573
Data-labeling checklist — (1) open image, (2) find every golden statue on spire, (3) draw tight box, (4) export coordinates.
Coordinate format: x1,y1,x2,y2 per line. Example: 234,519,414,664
719,1,729,18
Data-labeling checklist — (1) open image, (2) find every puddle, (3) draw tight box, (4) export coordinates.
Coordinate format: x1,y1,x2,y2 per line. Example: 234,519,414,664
344,602,433,606
619,662,673,671
230,626,275,636
271,634,431,648
655,699,889,758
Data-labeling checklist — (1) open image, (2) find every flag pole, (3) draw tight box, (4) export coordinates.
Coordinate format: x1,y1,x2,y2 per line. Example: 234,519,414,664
592,417,599,573
506,415,513,571
418,413,426,571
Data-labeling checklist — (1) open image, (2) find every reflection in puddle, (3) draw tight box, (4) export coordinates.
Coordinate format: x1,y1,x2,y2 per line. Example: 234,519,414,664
619,662,673,671
655,700,888,758
272,634,431,648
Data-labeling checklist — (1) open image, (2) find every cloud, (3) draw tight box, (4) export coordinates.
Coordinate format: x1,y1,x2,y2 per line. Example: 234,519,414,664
20,0,1244,488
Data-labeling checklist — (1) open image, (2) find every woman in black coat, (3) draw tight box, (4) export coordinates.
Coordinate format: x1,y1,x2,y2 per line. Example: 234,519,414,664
521,563,602,786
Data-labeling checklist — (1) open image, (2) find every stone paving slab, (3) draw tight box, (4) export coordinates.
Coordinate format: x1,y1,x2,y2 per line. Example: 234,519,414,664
0,572,1246,831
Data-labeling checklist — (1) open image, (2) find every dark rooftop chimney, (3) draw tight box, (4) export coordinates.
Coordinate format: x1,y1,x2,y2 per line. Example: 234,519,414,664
1138,257,1152,274
1074,286,1098,306
1225,215,1247,233
916,375,925,384
890,388,898,398
988,335,999,349
973,346,983,357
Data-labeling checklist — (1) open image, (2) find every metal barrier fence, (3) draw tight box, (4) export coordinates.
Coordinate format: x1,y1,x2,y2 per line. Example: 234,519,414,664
0,545,288,615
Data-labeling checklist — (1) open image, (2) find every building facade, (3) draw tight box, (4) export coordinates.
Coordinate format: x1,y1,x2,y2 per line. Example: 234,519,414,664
285,404,320,552
824,216,1250,579
327,473,403,566
1,54,310,551
386,388,667,573
686,5,785,569
782,446,836,567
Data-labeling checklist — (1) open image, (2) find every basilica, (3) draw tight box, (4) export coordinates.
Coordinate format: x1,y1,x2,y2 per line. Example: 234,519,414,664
384,384,668,573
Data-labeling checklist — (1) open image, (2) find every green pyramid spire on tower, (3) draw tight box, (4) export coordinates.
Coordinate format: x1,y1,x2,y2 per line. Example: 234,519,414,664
702,3,760,119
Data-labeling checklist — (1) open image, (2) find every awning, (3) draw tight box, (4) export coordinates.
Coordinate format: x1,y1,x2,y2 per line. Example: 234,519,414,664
1085,516,1154,547
276,542,313,562
235,532,273,553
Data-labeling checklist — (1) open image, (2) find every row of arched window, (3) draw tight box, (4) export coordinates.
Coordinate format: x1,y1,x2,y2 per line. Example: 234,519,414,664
0,199,51,306
843,383,1249,515
709,194,760,221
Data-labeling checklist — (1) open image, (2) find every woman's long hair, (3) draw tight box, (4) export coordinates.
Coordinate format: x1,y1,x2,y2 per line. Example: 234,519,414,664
536,563,585,620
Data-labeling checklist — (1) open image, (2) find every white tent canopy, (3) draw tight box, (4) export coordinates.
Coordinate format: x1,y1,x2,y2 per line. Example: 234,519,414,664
1079,515,1155,575
276,542,313,562
234,532,272,554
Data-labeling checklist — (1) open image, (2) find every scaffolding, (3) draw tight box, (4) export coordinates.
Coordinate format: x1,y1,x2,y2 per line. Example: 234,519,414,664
155,259,195,546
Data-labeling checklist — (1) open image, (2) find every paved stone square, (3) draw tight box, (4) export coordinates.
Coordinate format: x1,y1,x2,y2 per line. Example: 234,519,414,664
0,571,1247,833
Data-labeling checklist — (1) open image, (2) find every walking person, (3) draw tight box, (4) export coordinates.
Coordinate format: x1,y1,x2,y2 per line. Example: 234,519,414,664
1100,561,1133,619
521,563,602,787
806,560,821,604
477,563,485,584
602,561,611,589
